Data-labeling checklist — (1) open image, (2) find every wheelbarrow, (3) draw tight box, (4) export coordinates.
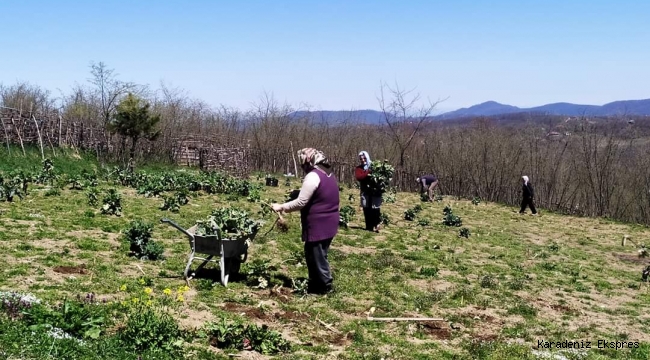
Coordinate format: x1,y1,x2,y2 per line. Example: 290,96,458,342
160,218,250,286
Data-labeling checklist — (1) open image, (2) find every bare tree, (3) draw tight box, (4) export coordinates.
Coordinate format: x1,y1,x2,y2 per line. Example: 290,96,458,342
88,61,140,127
377,81,445,166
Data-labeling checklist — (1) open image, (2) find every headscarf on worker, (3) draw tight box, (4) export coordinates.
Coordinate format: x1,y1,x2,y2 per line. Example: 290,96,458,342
358,151,371,171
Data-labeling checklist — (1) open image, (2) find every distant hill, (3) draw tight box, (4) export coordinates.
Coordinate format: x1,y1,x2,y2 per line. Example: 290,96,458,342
438,99,650,119
290,99,650,124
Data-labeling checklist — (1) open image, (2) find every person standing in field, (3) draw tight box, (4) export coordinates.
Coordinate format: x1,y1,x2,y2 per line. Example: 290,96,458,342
519,175,538,215
417,174,439,201
272,148,339,295
355,151,382,232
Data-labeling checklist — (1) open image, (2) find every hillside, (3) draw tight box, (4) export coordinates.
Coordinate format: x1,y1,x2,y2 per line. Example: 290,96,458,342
292,99,650,124
0,153,649,359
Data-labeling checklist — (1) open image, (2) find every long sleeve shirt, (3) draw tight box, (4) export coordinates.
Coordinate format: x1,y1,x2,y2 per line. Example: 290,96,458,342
280,171,321,213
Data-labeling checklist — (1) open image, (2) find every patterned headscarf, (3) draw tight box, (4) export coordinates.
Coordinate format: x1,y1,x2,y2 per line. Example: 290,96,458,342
298,148,329,168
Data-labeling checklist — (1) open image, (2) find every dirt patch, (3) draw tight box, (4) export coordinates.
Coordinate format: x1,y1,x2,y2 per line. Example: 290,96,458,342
613,253,650,265
53,264,88,274
223,302,271,321
275,310,310,321
325,331,355,346
419,321,452,340
178,307,214,330
262,286,294,303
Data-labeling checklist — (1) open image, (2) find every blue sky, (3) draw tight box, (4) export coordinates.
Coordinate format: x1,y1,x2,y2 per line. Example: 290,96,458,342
1,0,648,113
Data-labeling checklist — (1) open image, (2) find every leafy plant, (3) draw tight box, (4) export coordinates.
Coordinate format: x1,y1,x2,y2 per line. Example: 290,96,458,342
419,266,439,277
434,195,443,202
472,197,481,205
367,160,395,196
417,218,430,226
204,318,291,355
86,187,100,206
120,304,183,353
160,195,180,212
21,298,109,340
442,206,463,227
404,209,416,221
380,212,391,226
339,205,356,229
459,227,471,238
195,206,262,241
124,220,165,260
241,259,274,288
101,188,122,216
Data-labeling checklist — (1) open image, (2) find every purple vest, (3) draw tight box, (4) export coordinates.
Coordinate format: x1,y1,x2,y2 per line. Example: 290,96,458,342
300,169,340,242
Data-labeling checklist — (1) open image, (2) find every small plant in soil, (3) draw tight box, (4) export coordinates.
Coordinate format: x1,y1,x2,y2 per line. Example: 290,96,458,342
123,220,165,260
339,205,356,229
472,197,481,205
404,209,416,221
101,188,122,216
459,227,471,238
86,187,100,206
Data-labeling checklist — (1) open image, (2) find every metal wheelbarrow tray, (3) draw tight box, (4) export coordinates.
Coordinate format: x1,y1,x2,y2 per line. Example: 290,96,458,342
161,218,252,286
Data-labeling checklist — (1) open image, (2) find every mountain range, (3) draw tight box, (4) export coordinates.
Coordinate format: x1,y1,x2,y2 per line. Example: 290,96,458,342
293,99,650,124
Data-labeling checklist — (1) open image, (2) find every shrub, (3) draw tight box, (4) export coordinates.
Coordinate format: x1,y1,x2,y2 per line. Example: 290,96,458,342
120,305,183,353
124,220,164,260
101,188,122,216
339,205,356,229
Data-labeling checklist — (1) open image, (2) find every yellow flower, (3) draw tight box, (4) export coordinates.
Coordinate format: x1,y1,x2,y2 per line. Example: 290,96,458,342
176,294,184,302
144,287,153,295
145,300,153,306
163,288,172,295
119,284,127,291
120,301,127,307
132,297,139,304
139,278,145,285
177,285,190,294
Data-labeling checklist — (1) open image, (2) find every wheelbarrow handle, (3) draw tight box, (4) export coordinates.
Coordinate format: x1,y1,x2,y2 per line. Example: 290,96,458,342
160,218,194,239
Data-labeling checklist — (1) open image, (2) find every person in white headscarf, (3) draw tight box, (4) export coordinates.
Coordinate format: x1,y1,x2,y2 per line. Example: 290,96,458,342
355,150,382,232
519,175,538,215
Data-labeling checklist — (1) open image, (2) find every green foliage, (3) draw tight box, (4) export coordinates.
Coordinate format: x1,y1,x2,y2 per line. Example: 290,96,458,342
101,188,122,216
123,220,165,260
472,197,481,205
195,206,262,241
417,218,430,226
21,297,111,340
241,259,275,288
404,208,416,221
380,212,391,226
367,160,395,196
459,227,471,238
339,205,356,229
108,93,161,159
120,304,183,353
442,206,463,227
203,318,291,355
419,266,439,277
86,187,100,206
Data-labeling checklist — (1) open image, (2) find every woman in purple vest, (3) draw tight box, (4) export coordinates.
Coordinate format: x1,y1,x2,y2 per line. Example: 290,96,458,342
272,148,340,295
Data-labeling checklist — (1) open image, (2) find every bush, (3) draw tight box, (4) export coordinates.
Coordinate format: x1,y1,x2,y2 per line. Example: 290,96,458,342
339,205,356,229
120,305,183,353
204,318,291,355
124,220,165,260
101,188,122,216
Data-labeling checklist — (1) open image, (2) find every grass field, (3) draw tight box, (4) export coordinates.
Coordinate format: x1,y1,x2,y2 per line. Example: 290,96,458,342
0,150,649,359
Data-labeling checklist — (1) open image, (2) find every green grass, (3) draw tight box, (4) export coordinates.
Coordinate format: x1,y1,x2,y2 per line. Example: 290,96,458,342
0,151,649,359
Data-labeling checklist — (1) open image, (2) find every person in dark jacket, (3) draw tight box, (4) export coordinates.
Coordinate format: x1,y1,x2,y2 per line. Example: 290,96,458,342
272,148,339,294
355,151,382,232
519,175,538,215
417,174,439,201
